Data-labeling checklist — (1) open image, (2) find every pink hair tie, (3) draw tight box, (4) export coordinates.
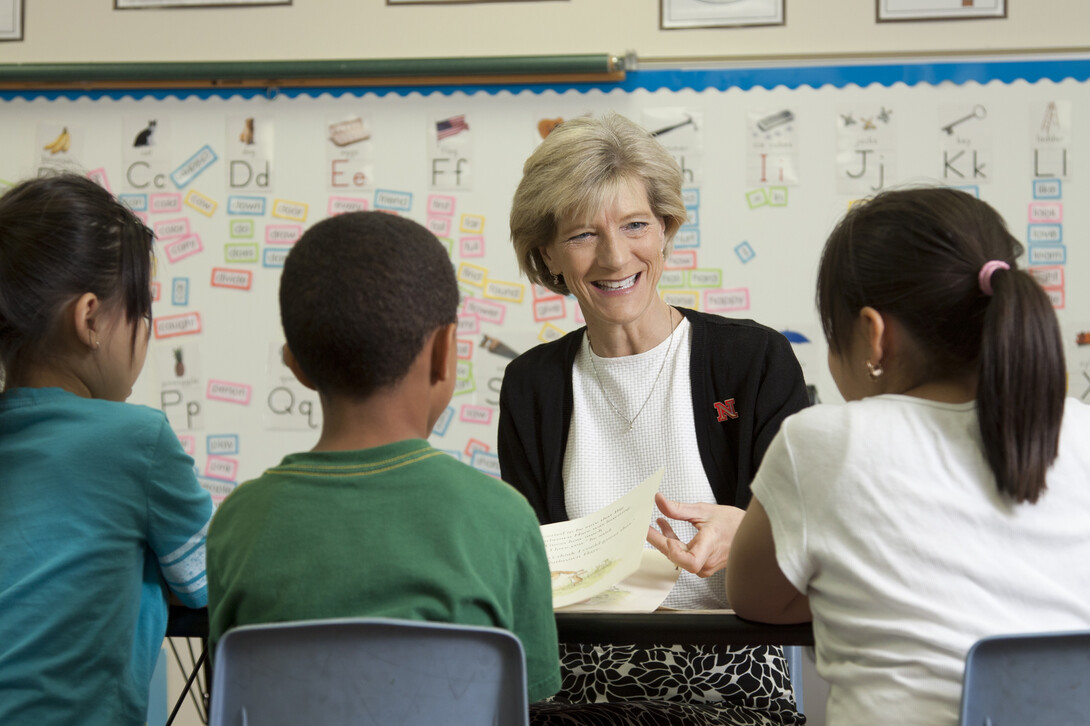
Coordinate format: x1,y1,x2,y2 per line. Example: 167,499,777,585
978,260,1010,296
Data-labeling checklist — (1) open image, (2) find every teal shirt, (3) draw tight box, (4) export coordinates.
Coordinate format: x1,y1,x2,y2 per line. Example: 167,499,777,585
0,387,213,726
208,439,561,702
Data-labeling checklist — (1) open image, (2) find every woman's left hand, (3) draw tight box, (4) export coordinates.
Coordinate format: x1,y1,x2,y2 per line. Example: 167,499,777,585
646,492,745,578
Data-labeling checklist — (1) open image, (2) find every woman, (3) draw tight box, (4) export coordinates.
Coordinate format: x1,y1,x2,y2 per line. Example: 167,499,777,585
652,188,1090,725
500,112,810,725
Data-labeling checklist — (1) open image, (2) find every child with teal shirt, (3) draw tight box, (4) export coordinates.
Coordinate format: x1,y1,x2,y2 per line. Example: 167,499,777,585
0,174,213,726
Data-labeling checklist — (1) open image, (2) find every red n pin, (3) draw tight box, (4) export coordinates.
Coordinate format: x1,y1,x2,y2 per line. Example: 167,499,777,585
714,399,739,422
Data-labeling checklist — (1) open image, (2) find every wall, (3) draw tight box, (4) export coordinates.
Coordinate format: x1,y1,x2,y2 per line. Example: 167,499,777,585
2,0,1090,66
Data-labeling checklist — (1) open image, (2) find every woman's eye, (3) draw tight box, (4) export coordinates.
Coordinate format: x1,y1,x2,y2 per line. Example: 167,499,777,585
567,231,593,243
624,221,649,232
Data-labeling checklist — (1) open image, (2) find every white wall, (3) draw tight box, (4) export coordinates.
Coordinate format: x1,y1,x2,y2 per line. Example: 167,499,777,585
2,0,1090,65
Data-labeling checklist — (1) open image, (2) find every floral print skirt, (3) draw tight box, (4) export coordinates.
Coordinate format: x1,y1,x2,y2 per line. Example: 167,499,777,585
530,642,805,726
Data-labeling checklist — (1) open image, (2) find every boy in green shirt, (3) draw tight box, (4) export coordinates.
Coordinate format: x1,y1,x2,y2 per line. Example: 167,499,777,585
207,211,561,702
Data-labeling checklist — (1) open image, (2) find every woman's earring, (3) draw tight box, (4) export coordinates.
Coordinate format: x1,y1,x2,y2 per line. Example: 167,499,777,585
89,331,100,350
866,360,883,381
552,273,563,287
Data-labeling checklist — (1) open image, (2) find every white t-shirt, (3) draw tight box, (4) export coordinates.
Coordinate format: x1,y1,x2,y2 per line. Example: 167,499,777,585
564,318,728,609
753,395,1090,726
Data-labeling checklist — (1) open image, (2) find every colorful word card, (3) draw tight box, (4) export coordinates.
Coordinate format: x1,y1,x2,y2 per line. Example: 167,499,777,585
375,189,412,212
705,288,751,313
211,268,253,290
207,434,240,456
272,199,308,222
227,195,266,216
225,243,259,263
162,234,204,264
206,379,252,405
428,194,455,216
328,196,368,215
150,193,183,214
185,189,217,217
171,145,218,188
460,404,493,425
154,312,202,339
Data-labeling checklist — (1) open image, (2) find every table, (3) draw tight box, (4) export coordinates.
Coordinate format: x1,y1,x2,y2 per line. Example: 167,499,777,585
554,610,813,648
170,605,813,647
167,604,209,639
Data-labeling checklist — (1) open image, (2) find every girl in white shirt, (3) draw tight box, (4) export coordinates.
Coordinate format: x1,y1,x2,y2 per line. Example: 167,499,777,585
650,187,1090,726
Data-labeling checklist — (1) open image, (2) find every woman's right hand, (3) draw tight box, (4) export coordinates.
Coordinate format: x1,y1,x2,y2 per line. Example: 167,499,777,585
646,493,745,578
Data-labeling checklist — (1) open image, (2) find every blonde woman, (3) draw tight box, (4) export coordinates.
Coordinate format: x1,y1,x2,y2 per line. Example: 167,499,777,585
500,113,809,725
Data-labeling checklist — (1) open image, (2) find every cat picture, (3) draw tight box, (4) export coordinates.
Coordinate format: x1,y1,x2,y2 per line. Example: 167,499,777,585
133,120,157,148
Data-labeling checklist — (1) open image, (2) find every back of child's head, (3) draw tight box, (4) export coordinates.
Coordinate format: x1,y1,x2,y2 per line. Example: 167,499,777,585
817,186,1065,504
279,211,459,399
0,174,154,388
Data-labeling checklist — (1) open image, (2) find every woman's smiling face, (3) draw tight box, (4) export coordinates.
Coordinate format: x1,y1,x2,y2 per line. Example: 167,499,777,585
541,176,667,333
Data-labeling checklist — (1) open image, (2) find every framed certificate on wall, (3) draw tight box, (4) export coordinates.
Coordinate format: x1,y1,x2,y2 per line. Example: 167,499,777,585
662,0,785,29
116,0,290,7
878,0,1005,22
0,0,23,41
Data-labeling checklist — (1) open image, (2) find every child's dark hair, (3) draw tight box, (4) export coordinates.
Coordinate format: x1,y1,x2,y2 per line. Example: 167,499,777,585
0,174,154,388
817,187,1065,504
279,211,459,398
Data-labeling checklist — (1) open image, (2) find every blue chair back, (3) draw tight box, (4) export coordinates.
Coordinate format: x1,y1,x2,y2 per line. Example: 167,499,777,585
209,617,529,726
959,629,1090,726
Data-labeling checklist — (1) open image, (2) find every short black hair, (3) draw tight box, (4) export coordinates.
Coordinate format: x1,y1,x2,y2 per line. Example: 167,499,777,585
279,211,459,398
0,173,154,386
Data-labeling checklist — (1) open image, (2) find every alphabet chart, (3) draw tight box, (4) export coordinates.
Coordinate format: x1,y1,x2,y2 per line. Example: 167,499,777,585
3,57,1088,498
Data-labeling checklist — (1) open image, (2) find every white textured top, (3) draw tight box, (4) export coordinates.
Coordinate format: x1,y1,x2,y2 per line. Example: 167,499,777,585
755,395,1090,726
563,318,727,609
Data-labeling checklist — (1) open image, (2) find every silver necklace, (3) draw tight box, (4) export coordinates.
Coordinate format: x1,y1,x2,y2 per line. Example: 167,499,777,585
586,306,676,433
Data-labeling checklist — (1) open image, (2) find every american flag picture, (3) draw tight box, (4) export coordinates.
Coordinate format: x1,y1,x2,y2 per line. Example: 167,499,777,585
436,114,470,140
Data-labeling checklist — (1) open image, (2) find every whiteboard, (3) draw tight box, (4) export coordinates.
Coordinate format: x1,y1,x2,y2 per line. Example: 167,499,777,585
3,59,1088,497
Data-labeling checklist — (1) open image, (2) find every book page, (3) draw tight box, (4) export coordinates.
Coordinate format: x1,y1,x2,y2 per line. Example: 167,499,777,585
555,548,680,613
541,469,663,608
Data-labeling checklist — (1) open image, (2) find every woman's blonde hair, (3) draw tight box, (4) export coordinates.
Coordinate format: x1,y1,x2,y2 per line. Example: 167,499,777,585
509,112,687,295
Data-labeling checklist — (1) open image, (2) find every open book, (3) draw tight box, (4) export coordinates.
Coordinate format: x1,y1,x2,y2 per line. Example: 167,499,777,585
541,469,681,612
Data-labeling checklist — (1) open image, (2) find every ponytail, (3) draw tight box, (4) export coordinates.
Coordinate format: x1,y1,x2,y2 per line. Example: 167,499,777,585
818,187,1068,506
977,267,1066,503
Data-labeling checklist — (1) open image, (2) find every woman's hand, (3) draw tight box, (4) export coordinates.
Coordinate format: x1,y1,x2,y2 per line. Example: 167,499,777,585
646,492,745,578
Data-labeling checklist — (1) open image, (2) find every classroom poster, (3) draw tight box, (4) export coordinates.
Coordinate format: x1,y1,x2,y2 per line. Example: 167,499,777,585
1,60,1085,488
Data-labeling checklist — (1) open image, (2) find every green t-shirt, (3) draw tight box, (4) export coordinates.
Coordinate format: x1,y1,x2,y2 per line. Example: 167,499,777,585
207,438,560,702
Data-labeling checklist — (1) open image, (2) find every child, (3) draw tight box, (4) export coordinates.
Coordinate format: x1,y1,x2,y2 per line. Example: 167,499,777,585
0,174,213,726
651,187,1090,726
206,211,561,703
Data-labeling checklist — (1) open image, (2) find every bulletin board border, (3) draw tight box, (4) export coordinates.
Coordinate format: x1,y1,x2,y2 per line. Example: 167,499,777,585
3,56,1090,101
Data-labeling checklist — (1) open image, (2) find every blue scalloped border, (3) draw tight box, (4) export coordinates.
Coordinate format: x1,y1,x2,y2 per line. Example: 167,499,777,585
4,58,1090,101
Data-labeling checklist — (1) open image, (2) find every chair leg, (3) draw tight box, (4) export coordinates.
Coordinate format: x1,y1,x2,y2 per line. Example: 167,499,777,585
166,648,207,726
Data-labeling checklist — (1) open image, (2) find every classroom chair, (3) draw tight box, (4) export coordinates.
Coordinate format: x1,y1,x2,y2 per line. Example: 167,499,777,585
784,645,805,713
208,616,529,726
958,629,1090,726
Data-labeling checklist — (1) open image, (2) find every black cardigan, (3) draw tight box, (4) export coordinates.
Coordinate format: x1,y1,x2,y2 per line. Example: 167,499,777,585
497,307,811,525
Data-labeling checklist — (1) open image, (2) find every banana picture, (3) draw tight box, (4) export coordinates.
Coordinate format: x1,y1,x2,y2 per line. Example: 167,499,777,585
43,127,71,155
